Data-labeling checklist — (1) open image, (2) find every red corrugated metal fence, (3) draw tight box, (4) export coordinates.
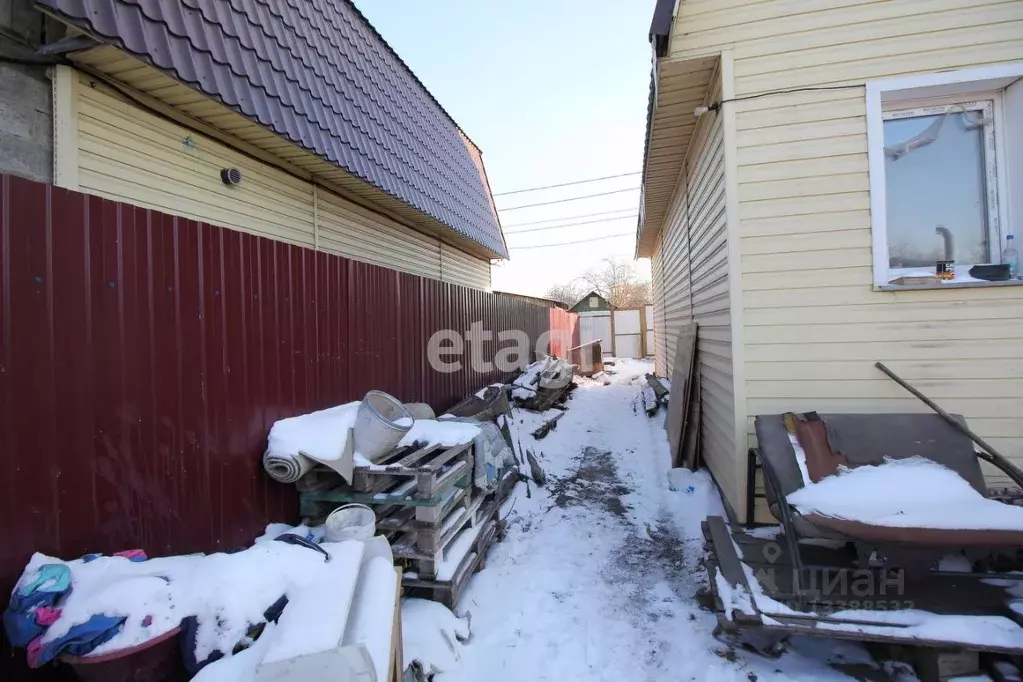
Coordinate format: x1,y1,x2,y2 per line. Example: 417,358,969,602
0,174,552,673
548,307,580,357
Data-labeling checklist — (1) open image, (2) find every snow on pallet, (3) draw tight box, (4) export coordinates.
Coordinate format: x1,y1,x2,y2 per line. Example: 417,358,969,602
401,468,517,608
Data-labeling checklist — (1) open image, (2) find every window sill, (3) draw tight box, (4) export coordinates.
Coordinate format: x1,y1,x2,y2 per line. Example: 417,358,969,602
876,278,1023,292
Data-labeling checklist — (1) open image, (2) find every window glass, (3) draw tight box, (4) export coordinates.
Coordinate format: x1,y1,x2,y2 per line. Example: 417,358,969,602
884,112,990,267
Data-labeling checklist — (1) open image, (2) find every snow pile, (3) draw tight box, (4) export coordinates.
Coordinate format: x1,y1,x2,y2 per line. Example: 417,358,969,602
341,555,399,682
510,356,572,401
260,541,365,665
666,468,726,539
788,456,1023,530
25,542,333,660
398,419,480,449
253,522,325,545
269,399,479,471
267,402,359,463
191,623,278,682
511,358,546,390
714,572,755,621
820,609,1023,649
401,599,470,677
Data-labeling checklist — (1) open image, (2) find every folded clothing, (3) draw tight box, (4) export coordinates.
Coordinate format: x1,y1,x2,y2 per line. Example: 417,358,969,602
3,557,141,667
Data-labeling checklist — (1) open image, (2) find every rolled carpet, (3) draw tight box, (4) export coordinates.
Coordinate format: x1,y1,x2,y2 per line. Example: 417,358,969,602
404,403,435,420
262,450,315,484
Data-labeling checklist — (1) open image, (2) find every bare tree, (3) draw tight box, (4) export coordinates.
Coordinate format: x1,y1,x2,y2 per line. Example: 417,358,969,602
543,282,585,307
582,258,651,309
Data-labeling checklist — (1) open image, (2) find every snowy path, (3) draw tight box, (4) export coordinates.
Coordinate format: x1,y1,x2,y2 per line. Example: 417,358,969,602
447,358,884,682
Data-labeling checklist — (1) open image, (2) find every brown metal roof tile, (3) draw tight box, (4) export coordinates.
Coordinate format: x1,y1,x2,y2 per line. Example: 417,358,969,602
38,0,507,257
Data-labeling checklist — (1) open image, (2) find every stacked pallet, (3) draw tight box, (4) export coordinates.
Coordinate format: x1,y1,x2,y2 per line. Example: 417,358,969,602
299,439,516,608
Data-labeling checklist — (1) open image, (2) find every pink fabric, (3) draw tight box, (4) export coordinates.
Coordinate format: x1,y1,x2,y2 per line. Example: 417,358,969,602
35,606,62,626
113,549,147,561
26,637,43,668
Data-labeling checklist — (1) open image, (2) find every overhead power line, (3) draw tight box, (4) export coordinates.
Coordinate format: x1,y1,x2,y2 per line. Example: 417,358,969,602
503,208,636,229
508,232,633,250
498,187,640,212
504,214,637,235
493,171,642,197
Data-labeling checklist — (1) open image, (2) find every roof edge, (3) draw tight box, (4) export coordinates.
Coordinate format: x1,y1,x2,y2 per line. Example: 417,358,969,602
649,0,675,58
635,68,657,259
344,0,484,153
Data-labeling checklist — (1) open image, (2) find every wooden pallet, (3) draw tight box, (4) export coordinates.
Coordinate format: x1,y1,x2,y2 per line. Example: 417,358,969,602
389,490,489,577
400,467,517,606
299,441,474,522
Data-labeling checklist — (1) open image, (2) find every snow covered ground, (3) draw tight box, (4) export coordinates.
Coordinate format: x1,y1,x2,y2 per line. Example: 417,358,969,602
444,358,897,682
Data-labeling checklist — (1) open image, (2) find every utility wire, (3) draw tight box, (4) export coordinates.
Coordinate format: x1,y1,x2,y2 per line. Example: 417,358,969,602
707,84,865,112
503,208,636,229
504,214,637,235
498,187,640,212
493,171,642,197
508,232,633,250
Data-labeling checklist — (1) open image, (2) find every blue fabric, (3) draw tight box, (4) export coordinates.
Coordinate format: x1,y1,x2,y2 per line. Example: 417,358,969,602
273,533,330,562
19,564,71,597
180,595,290,674
3,564,72,648
29,614,126,667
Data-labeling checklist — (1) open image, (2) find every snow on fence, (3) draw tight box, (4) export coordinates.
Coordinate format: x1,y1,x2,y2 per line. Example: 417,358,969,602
0,172,556,663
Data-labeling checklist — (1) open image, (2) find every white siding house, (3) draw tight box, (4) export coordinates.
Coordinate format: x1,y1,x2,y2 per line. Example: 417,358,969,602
640,0,1023,521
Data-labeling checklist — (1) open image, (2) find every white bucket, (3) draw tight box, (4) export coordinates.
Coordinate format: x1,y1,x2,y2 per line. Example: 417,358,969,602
325,504,376,543
354,391,413,462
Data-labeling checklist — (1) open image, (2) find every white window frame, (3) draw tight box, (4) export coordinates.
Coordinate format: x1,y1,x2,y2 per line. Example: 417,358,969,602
866,62,1023,289
882,97,1000,271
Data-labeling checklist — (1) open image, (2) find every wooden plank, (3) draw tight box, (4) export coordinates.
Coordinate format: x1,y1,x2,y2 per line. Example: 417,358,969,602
389,567,403,682
706,516,758,618
301,471,469,508
416,459,471,500
388,443,442,471
681,375,702,470
417,442,472,473
665,322,698,467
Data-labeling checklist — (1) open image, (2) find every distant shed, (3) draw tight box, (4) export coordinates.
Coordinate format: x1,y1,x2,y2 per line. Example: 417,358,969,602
568,291,614,313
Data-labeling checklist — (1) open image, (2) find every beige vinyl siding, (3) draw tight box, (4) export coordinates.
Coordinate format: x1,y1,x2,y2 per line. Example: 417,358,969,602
440,243,492,289
316,189,442,280
652,248,667,376
667,0,1023,514
653,75,739,511
69,75,492,289
77,76,316,247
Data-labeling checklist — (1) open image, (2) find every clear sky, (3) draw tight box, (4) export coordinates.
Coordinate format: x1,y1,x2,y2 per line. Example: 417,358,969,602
353,0,656,298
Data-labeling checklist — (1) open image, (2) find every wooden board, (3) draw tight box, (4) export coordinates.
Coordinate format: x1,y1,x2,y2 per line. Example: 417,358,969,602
665,322,698,467
389,567,403,682
680,372,702,470
705,516,758,618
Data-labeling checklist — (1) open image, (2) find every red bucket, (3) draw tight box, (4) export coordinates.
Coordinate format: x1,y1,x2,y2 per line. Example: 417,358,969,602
59,626,183,682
